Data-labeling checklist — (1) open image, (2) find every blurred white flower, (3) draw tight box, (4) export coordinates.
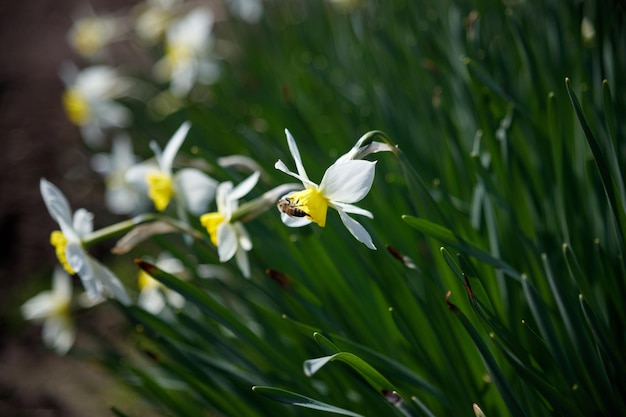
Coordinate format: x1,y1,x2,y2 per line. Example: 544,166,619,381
125,121,218,215
153,8,220,97
60,64,131,148
134,0,180,44
67,14,119,59
227,0,264,23
137,253,186,314
21,268,75,355
91,134,148,215
275,129,377,249
200,172,261,278
40,178,131,304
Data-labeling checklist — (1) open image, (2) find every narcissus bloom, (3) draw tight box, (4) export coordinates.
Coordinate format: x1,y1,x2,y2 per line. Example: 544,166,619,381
91,134,148,215
60,64,131,148
153,7,220,97
275,129,377,249
40,179,130,304
125,121,217,215
200,172,260,278
67,14,118,58
137,253,186,314
21,268,75,355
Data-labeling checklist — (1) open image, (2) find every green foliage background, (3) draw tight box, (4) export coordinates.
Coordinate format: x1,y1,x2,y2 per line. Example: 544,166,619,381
62,0,626,416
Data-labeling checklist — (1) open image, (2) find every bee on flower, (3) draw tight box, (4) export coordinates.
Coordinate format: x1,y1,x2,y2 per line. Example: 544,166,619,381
275,129,382,249
60,64,131,148
40,179,130,305
153,7,220,97
125,121,217,217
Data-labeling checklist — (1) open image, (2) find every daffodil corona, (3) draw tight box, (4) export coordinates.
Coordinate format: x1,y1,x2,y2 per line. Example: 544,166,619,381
275,129,377,249
126,121,217,216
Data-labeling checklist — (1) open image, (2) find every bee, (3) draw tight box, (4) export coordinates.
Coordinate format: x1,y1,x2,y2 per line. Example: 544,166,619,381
277,197,308,218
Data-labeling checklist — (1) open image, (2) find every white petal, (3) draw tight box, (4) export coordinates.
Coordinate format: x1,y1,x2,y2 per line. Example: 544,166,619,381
274,160,317,188
234,222,252,251
43,316,75,355
125,162,158,192
284,129,310,181
65,243,103,300
336,207,376,250
161,121,191,173
72,208,94,237
281,212,312,227
229,171,260,201
217,223,238,262
52,267,73,301
138,287,166,314
331,202,374,218
319,160,376,203
86,257,131,305
21,292,55,320
216,181,234,214
166,291,186,310
235,246,251,278
40,179,76,238
175,168,218,215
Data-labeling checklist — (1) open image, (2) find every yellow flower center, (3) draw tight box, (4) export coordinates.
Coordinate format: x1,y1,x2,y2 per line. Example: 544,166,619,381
138,270,159,290
62,88,91,126
166,43,193,68
200,212,225,245
147,172,174,211
50,231,76,275
288,188,329,227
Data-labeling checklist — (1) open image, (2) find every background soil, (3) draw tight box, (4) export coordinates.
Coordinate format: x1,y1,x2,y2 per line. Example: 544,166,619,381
0,0,153,415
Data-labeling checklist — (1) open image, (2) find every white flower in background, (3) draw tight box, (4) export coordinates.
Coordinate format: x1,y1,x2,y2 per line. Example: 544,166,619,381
134,0,180,44
227,0,264,23
153,7,220,97
200,172,260,278
67,14,119,58
91,134,148,215
40,178,131,304
125,121,217,215
137,253,186,314
326,0,364,11
21,268,75,355
275,129,377,249
60,64,131,148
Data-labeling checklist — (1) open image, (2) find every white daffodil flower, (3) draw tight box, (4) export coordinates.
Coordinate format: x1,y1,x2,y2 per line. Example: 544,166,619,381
153,7,220,97
134,0,180,44
92,134,148,215
21,267,75,355
275,129,377,250
67,14,118,59
40,178,131,305
60,64,131,148
200,172,261,278
125,121,217,216
137,253,186,314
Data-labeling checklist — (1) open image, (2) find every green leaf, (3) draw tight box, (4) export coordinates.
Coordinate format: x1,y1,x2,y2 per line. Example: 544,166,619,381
403,216,521,280
252,386,364,417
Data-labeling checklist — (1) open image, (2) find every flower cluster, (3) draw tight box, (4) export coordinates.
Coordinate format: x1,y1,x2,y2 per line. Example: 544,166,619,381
23,0,396,356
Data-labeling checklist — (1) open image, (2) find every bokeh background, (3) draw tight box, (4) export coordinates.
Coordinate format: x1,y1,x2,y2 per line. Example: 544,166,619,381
0,0,147,415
